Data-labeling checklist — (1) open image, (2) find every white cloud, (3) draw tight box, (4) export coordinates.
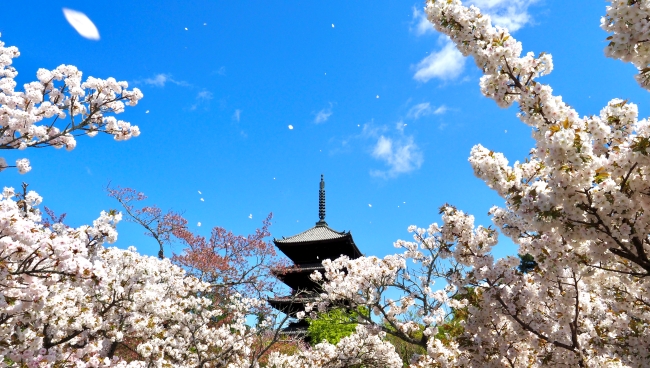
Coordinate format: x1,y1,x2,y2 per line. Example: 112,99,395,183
214,66,226,76
370,135,423,178
63,8,100,40
467,0,537,32
139,73,190,88
407,102,433,119
197,90,212,100
330,121,423,178
233,109,242,122
406,102,448,119
434,105,448,114
190,90,213,111
314,104,333,124
413,40,466,83
410,7,435,36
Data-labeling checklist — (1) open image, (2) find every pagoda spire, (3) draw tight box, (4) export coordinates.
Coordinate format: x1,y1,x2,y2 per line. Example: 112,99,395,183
316,174,327,226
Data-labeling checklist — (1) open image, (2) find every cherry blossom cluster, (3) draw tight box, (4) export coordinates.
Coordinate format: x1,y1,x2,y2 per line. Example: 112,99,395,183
0,34,142,173
0,189,290,367
602,0,650,89
267,325,403,368
303,223,464,364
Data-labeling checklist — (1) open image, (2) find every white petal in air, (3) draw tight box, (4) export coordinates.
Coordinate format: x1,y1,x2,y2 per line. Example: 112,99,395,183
198,190,202,194
332,24,335,28
200,198,204,202
248,214,253,219
145,110,150,114
288,125,294,130
62,8,100,40
197,222,201,227
368,204,372,207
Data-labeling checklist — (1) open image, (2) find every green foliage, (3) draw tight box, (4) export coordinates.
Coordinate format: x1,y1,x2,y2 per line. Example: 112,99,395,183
307,307,367,345
383,318,426,367
434,287,478,346
517,253,538,273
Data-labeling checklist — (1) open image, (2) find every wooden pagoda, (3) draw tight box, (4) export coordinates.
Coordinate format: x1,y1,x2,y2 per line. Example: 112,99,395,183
268,175,362,339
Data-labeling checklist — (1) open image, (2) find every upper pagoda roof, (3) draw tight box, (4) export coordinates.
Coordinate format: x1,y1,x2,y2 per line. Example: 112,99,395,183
271,175,362,265
274,225,350,244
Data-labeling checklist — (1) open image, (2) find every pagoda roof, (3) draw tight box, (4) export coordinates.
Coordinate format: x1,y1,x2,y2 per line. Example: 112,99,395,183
274,225,350,244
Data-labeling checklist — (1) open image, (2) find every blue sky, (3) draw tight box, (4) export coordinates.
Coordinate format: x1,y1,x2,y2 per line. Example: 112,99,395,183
1,0,647,263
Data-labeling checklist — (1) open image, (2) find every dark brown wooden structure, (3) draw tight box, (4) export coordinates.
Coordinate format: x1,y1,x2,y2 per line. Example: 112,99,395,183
268,175,362,338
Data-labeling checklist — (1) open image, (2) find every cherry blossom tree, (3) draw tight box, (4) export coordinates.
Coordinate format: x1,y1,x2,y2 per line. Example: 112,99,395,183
306,1,650,367
0,186,302,367
0,35,142,174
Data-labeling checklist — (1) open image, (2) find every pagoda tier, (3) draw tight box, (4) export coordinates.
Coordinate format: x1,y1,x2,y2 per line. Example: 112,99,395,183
271,263,325,291
267,293,319,317
274,225,362,265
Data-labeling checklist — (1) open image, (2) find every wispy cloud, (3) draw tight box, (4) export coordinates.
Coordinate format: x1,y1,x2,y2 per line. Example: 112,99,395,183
314,103,333,124
330,121,423,178
413,40,465,83
370,135,423,179
434,105,448,115
190,90,213,111
406,102,449,119
407,102,432,119
410,7,435,36
233,109,242,122
137,73,191,88
467,0,538,32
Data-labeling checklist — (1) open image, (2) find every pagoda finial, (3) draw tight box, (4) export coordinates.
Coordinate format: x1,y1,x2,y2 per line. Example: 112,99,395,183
316,174,327,226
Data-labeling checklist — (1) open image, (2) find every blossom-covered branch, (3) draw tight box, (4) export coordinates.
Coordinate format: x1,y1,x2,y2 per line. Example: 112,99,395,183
0,35,142,174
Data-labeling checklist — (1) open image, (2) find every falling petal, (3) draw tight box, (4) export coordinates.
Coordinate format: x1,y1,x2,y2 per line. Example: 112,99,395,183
368,204,372,207
248,214,253,219
185,27,188,30
198,190,202,194
203,23,207,26
200,198,204,202
145,110,150,114
376,95,379,98
332,24,335,28
197,222,201,227
288,125,294,130
63,8,100,40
